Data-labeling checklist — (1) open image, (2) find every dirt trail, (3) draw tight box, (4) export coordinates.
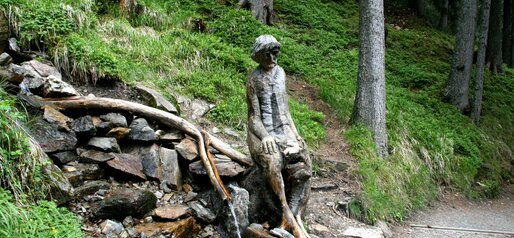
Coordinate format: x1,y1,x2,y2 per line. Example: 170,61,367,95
287,77,372,237
394,187,514,238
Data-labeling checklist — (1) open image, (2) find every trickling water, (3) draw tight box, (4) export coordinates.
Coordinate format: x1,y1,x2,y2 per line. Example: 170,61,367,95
228,202,242,238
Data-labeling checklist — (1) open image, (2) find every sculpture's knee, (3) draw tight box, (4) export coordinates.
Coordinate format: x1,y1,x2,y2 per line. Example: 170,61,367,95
286,162,311,184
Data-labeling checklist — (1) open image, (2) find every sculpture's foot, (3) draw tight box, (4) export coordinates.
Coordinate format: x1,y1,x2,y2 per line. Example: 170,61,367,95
279,211,310,238
295,214,311,238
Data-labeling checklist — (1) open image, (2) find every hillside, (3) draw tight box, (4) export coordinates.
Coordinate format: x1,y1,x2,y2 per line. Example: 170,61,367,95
1,0,514,235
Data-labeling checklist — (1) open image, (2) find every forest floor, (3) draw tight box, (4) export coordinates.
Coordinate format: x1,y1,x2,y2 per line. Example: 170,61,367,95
393,186,514,238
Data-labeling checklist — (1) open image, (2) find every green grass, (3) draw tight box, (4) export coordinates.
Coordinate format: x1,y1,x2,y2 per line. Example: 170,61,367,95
4,0,514,225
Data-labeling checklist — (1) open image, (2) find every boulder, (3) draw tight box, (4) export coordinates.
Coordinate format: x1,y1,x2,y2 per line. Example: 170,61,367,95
20,66,46,95
50,151,78,165
136,85,178,114
92,188,157,219
135,217,199,238
31,119,77,153
106,127,130,140
43,105,72,132
42,75,79,97
189,201,216,223
100,113,128,128
150,204,191,220
128,118,158,142
23,60,62,79
79,150,115,163
160,147,183,190
189,157,245,178
75,180,111,197
44,163,75,205
87,137,121,153
71,115,96,138
176,138,198,161
106,153,146,180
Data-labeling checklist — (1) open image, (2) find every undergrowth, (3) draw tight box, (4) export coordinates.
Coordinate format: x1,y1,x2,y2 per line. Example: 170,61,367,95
3,0,514,225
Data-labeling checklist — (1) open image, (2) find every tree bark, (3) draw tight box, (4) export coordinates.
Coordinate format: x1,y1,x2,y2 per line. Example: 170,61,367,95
41,96,258,201
438,0,450,31
487,0,504,74
503,0,512,67
352,0,388,157
472,0,491,125
445,0,477,112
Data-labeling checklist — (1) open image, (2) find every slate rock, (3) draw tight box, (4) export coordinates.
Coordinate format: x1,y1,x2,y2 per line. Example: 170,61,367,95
150,204,190,220
50,151,78,165
100,113,128,128
160,147,183,190
176,138,198,161
44,163,74,205
20,68,46,95
139,144,160,180
79,150,115,163
71,115,97,138
0,52,12,65
191,99,214,119
43,75,79,97
92,188,157,219
128,118,158,142
135,217,199,238
136,85,178,114
96,121,114,135
106,153,146,180
31,119,77,153
62,166,82,187
75,180,111,197
160,130,185,142
23,60,62,79
189,201,216,223
100,219,124,236
87,137,121,153
106,127,130,140
189,158,245,177
43,105,72,132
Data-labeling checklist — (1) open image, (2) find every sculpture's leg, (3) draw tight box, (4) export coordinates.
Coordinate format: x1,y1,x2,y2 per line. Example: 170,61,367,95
260,152,309,238
286,153,312,236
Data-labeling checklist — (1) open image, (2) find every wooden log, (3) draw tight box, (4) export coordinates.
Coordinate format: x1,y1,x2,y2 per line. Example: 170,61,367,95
42,96,237,201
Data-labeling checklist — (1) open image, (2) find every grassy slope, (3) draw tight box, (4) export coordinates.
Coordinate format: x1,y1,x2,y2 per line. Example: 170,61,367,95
4,0,514,224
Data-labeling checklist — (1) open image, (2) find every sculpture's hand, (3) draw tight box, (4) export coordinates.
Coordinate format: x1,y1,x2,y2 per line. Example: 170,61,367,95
284,141,301,156
261,136,277,154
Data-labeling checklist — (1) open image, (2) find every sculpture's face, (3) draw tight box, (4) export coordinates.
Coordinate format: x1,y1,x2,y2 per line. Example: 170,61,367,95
258,47,280,71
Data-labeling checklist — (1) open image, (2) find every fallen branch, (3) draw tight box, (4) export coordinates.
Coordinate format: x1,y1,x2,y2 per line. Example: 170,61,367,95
410,224,514,235
41,96,245,201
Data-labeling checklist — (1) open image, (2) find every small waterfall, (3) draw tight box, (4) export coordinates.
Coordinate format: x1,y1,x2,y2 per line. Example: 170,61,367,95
228,200,242,238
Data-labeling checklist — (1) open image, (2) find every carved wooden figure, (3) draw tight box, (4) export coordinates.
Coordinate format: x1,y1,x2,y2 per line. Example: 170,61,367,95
238,0,274,25
246,35,312,238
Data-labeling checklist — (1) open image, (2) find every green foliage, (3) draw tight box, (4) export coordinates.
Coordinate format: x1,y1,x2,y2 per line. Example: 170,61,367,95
0,189,83,238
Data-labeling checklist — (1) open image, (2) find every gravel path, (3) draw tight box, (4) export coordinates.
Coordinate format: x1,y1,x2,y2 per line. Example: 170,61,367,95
394,190,514,238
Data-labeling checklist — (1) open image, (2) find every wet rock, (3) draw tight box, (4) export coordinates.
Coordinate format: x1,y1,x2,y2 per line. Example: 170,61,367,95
106,127,130,140
191,99,214,119
0,52,12,65
96,121,114,135
71,115,96,138
87,137,121,153
151,204,190,220
44,164,74,205
176,138,198,161
135,217,199,238
128,118,158,142
50,151,78,165
160,130,185,142
43,75,79,97
189,201,216,223
100,219,124,236
92,188,157,219
215,184,249,238
79,150,115,163
75,180,111,197
245,223,275,238
23,60,62,79
107,153,146,180
342,227,383,238
43,105,72,132
160,147,183,190
189,158,245,177
136,85,178,114
31,119,77,153
100,113,128,128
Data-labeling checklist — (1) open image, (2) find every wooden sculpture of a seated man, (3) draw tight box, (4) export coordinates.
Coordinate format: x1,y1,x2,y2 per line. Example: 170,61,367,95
246,34,312,238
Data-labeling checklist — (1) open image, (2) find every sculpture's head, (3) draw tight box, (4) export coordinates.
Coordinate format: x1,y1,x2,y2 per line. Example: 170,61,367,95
252,35,281,71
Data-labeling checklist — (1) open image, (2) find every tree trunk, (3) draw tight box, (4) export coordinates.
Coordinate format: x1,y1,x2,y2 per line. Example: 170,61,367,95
487,0,504,74
472,0,491,124
512,2,514,66
439,0,450,31
352,0,388,157
445,0,477,112
503,0,512,67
